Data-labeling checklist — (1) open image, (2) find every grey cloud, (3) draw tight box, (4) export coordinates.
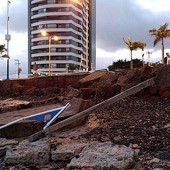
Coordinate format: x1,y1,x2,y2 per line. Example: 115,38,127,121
1,0,170,58
0,0,27,33
96,0,170,52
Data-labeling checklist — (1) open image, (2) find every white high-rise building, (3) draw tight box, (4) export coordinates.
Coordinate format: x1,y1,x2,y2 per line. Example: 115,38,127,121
28,0,96,75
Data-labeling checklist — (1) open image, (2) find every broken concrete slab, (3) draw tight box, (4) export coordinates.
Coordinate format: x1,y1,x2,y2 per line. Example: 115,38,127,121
0,138,19,148
0,138,19,158
51,143,87,161
4,138,50,165
67,142,135,170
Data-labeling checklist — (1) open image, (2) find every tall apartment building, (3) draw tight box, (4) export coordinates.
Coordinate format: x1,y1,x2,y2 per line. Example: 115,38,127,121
28,0,96,75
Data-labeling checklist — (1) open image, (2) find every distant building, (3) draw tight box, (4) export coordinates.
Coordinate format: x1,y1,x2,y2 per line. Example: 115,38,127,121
28,0,96,75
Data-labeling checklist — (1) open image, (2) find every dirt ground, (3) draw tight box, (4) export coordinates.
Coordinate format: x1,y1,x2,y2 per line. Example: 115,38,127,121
51,96,170,169
0,95,170,169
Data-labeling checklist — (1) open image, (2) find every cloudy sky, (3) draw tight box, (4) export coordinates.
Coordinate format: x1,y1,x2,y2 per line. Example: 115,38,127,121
1,0,170,78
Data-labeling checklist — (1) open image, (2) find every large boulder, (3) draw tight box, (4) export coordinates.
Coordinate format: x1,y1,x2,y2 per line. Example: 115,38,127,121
104,84,121,99
79,70,108,87
140,65,152,81
98,71,120,86
63,86,80,100
67,142,136,170
155,65,170,98
117,69,141,90
81,87,96,99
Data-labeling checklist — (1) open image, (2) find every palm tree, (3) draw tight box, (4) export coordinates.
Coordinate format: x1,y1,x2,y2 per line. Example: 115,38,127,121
149,22,170,64
0,44,6,54
123,37,146,69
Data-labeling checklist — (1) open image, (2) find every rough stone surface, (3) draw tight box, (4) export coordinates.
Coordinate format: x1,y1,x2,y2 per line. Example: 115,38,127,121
60,98,83,118
155,65,170,98
51,143,87,161
67,142,135,170
0,138,19,148
79,70,107,87
81,87,96,99
4,138,50,165
117,69,141,90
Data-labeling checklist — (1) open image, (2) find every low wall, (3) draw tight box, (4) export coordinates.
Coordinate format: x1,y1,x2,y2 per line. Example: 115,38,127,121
0,73,89,96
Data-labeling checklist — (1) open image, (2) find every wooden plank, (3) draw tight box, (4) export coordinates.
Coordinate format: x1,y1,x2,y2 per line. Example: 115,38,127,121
28,78,154,142
47,78,154,133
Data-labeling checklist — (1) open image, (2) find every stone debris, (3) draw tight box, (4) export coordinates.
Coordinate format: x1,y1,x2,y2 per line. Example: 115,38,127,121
4,138,50,165
67,142,136,170
51,143,87,161
0,138,19,148
0,65,170,169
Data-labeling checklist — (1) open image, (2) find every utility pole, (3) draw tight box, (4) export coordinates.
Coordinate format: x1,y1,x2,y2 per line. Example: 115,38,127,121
15,59,21,79
5,0,11,80
166,52,170,64
146,51,152,66
142,54,145,66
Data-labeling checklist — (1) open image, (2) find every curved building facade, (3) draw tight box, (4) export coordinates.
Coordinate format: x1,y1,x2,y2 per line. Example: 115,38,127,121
28,0,96,75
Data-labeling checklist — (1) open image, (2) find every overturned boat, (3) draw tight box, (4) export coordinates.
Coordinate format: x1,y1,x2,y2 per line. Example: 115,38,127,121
0,103,70,138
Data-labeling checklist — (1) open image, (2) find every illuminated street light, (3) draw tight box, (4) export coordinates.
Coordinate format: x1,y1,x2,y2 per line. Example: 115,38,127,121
41,30,58,76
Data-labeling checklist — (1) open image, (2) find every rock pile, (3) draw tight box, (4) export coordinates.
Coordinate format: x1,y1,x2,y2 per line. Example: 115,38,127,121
0,138,139,170
0,65,170,169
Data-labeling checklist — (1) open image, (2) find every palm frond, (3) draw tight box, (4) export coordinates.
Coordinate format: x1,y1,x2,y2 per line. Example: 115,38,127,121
0,45,6,54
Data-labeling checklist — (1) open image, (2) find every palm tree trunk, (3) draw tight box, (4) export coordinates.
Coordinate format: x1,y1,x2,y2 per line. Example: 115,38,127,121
162,38,165,64
130,50,133,69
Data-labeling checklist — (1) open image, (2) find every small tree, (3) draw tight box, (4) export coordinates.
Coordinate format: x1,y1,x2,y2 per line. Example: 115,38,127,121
0,45,6,54
108,58,143,71
68,64,77,72
123,37,146,69
149,22,170,64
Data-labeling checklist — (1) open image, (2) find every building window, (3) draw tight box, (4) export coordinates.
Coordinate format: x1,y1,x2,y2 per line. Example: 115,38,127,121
38,8,46,14
47,24,56,28
51,48,56,52
48,0,56,4
66,24,69,28
66,7,69,12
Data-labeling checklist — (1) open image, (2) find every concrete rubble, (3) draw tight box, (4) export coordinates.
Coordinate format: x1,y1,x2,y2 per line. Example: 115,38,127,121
0,139,139,170
67,142,136,170
4,138,50,165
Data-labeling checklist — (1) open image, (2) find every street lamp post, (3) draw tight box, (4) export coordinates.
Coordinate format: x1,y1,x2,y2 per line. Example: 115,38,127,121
15,59,21,79
146,51,152,66
41,31,58,76
166,52,170,64
142,54,145,66
5,0,11,80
